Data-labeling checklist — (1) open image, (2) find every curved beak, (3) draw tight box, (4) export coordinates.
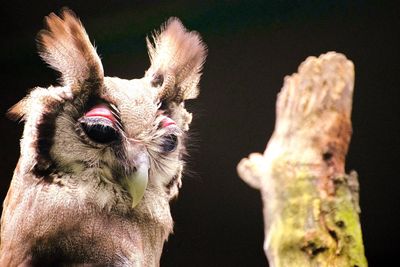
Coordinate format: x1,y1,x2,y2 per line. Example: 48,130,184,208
122,153,150,208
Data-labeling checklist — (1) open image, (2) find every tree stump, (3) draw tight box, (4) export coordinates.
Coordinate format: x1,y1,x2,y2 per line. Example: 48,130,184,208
237,52,367,266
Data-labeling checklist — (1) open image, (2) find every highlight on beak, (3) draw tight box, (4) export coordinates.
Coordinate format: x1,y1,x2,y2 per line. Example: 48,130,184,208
122,154,150,208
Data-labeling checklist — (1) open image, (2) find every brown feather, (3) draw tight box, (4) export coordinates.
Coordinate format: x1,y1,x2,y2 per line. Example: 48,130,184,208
6,97,28,121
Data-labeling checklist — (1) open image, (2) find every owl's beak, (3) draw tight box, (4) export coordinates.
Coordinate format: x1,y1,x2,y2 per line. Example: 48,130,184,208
122,153,150,208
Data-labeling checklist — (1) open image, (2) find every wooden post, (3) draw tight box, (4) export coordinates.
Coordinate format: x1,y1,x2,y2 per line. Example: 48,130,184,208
237,52,367,266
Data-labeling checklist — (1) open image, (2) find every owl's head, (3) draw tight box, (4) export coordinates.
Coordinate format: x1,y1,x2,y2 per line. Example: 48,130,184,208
9,9,206,216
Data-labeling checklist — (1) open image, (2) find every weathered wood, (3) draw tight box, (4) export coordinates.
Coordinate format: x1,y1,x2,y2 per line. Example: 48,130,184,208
237,52,367,266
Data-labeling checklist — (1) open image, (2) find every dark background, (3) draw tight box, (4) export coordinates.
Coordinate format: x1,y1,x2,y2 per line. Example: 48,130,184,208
1,1,399,266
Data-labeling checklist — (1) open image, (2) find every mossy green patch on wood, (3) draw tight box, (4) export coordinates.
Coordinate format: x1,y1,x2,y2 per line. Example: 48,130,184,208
264,159,367,266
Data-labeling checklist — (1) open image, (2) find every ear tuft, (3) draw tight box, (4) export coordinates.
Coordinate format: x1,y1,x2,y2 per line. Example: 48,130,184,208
146,17,207,102
37,8,104,90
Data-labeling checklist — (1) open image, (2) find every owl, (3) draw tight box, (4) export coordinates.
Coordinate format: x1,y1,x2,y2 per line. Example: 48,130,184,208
0,9,206,266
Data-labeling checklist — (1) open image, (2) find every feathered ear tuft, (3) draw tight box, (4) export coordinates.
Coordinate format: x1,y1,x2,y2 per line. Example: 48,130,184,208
37,8,104,92
146,18,207,102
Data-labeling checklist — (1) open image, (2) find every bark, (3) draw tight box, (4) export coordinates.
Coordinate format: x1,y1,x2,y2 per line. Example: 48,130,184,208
237,52,367,267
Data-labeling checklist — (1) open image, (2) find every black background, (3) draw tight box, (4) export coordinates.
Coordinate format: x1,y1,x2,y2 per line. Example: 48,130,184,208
0,1,399,266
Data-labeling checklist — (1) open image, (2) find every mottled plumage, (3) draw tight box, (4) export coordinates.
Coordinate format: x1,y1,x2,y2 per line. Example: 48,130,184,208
0,9,206,266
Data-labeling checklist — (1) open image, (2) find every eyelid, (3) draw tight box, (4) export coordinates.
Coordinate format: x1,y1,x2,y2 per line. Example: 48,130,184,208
76,117,120,148
159,115,176,128
161,122,182,139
